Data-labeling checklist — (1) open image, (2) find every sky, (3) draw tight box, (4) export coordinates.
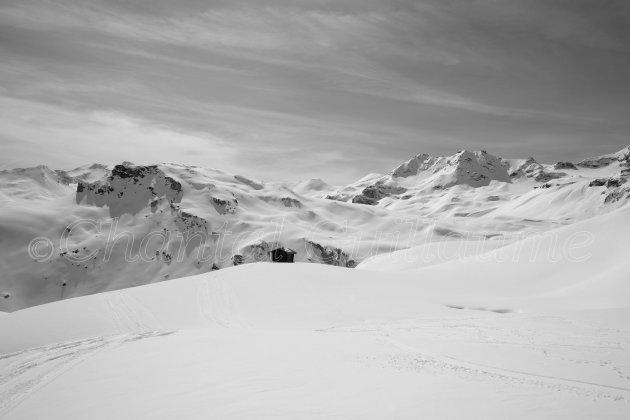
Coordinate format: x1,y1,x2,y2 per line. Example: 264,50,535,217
0,0,629,183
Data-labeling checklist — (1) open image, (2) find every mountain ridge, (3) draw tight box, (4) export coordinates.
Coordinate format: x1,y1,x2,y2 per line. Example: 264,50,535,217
1,145,629,311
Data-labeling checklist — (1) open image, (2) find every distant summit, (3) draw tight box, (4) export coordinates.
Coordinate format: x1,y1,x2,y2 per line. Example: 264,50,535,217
326,146,630,206
392,150,510,187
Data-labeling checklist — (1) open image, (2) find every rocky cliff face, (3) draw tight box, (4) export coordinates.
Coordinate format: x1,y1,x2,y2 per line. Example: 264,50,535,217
390,150,511,187
76,163,183,217
329,150,517,206
326,147,630,208
391,153,446,178
211,196,239,215
439,150,511,188
305,240,356,268
508,157,566,182
351,183,407,205
578,146,630,168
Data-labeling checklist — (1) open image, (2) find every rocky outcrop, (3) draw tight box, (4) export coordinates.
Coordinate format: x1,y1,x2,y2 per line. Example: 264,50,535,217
578,157,618,169
281,197,302,208
305,240,356,267
232,254,244,266
171,204,209,235
554,162,577,170
211,196,238,215
510,157,565,182
588,177,626,188
391,153,446,178
442,150,511,187
76,163,183,217
336,150,517,205
351,183,407,206
243,241,272,263
604,187,630,204
578,146,630,169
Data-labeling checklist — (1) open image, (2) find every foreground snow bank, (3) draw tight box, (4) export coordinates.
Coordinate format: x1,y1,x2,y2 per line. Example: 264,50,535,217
1,208,629,419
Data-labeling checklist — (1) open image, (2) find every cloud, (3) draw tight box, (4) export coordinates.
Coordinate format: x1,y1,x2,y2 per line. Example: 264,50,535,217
0,0,629,182
0,95,235,170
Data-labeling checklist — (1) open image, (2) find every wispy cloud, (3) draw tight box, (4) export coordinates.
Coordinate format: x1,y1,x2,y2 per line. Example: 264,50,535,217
0,0,629,181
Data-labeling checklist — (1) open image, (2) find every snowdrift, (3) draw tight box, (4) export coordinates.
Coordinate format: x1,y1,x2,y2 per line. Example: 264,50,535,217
1,206,630,418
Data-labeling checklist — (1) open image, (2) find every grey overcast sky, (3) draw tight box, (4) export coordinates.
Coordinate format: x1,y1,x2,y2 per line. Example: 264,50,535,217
0,0,629,183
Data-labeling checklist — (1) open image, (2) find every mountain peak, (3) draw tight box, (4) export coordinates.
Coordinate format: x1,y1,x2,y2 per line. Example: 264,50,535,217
577,145,630,168
391,153,444,178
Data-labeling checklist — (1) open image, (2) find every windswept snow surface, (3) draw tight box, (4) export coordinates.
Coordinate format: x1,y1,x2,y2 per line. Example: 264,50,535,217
1,208,630,419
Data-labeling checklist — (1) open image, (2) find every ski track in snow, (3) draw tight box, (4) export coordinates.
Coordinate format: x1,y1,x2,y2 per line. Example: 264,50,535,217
102,291,164,334
0,291,176,418
196,273,249,329
319,316,630,403
0,332,174,418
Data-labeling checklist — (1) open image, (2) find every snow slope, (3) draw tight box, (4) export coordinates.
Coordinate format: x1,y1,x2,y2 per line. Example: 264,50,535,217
1,206,630,419
327,147,630,217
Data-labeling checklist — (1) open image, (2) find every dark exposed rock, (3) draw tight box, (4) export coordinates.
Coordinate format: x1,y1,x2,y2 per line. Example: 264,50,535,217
446,150,511,187
351,193,380,205
111,164,157,179
211,196,238,215
305,240,355,267
232,254,244,266
245,241,272,262
76,163,183,217
607,178,626,188
281,197,302,208
578,157,617,168
533,171,565,183
165,177,183,195
510,157,565,182
172,206,209,234
588,178,626,188
554,162,577,170
160,251,173,264
351,186,383,205
351,183,407,206
604,187,630,204
577,147,630,169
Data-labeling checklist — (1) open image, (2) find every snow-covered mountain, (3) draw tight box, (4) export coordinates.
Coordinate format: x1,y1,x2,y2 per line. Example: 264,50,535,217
326,147,630,212
0,146,629,311
1,146,630,419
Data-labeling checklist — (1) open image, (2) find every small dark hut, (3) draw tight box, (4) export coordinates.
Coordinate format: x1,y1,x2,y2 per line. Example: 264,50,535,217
269,247,297,263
